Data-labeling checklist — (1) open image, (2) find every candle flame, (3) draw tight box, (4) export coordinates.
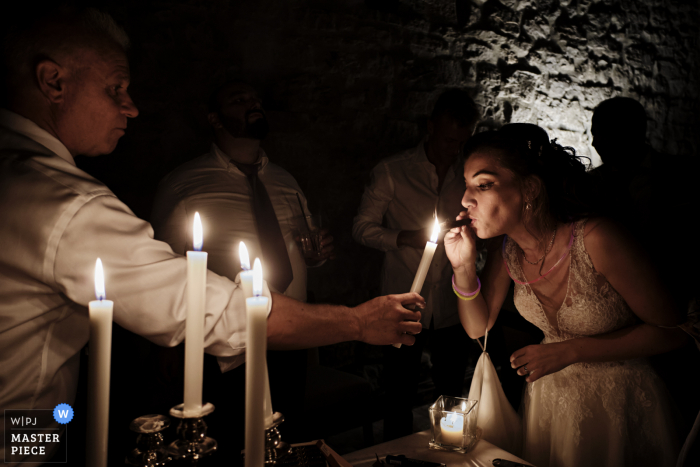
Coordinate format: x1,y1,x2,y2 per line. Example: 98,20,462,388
253,258,263,297
239,241,250,270
94,258,105,301
193,212,203,251
430,216,439,243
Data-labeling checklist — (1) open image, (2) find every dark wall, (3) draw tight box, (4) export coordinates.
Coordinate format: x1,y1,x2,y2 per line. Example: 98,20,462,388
78,0,700,314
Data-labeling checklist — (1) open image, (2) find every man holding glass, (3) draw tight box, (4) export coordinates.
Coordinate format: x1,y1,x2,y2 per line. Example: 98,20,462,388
151,80,334,441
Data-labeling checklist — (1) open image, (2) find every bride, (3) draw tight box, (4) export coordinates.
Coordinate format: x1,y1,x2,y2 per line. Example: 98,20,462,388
444,123,684,466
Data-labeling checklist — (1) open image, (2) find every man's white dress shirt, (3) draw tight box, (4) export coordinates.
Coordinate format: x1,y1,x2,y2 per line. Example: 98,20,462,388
352,141,465,329
151,144,311,302
0,110,266,463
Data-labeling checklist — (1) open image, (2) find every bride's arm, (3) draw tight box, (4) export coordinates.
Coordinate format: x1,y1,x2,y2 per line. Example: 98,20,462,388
445,216,511,339
511,217,687,383
567,218,686,356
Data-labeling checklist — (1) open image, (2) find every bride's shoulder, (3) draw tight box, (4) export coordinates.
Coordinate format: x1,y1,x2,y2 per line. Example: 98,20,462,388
580,217,640,267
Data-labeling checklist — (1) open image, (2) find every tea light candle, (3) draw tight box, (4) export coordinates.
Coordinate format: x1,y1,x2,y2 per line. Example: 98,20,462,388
87,258,113,467
184,212,207,417
440,412,465,446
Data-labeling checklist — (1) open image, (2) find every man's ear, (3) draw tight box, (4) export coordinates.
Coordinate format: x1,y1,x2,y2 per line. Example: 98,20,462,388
207,112,222,129
35,59,66,104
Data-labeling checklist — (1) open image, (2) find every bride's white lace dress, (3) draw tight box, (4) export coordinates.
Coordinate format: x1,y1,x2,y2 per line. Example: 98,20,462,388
504,220,680,467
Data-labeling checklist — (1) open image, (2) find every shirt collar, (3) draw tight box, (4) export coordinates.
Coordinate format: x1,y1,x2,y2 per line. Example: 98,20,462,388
211,143,269,173
0,109,76,166
416,138,464,173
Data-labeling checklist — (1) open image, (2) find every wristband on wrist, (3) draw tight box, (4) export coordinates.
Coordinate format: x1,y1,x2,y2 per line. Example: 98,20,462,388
452,275,481,301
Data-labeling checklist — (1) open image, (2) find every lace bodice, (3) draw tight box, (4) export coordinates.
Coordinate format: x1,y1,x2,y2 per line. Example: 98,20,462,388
505,219,637,342
505,220,678,464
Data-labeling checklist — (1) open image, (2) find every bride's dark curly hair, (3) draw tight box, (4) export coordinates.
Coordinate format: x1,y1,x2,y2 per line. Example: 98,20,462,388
464,123,597,240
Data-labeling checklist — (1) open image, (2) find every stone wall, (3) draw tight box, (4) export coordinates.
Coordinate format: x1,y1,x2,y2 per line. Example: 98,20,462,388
87,0,699,321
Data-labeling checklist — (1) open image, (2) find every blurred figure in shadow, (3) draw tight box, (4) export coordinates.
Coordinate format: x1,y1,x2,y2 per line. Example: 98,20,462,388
589,96,700,437
353,89,481,441
150,81,337,450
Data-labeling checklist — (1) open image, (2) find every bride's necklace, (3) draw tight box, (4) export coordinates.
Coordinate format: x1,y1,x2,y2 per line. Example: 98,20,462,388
519,229,557,265
502,223,575,285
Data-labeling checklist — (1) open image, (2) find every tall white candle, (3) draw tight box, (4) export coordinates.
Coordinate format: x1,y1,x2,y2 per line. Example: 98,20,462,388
246,258,269,467
184,212,207,417
410,216,440,293
239,241,254,299
239,243,274,427
86,258,114,467
394,217,440,348
263,367,274,427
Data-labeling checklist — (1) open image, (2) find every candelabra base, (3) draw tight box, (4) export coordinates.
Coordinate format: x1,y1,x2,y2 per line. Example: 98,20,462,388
167,403,217,464
126,414,172,466
265,412,292,464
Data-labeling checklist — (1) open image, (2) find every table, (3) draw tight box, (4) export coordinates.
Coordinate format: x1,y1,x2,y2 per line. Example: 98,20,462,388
343,430,534,467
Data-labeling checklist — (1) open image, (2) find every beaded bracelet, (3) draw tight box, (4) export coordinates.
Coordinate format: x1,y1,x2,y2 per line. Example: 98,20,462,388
452,275,481,301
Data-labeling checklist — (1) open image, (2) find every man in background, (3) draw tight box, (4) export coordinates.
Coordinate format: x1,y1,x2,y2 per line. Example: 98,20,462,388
150,81,334,442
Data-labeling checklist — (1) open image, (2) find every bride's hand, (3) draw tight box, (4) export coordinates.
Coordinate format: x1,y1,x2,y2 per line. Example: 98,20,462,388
510,342,577,383
444,211,477,272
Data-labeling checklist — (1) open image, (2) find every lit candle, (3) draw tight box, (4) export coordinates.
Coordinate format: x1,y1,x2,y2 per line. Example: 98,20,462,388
394,216,440,348
239,242,274,427
184,212,207,417
246,258,269,467
239,241,254,299
86,258,114,467
440,412,465,447
411,216,440,294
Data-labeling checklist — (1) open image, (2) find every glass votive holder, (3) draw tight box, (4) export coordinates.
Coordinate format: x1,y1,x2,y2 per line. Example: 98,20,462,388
428,395,478,453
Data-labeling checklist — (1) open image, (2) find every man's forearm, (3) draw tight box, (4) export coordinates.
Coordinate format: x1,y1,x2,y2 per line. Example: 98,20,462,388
266,293,360,349
266,291,426,349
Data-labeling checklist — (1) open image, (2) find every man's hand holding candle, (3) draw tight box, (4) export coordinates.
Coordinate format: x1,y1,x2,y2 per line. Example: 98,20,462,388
266,292,424,348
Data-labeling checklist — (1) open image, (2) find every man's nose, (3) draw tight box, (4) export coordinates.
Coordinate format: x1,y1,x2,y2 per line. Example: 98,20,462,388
249,98,263,111
121,92,139,118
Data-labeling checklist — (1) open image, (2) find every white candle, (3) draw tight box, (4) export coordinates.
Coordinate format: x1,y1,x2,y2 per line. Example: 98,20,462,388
86,258,114,467
246,258,270,467
440,412,465,446
184,212,207,417
240,244,274,427
394,217,440,348
410,216,440,293
263,367,274,427
239,241,254,299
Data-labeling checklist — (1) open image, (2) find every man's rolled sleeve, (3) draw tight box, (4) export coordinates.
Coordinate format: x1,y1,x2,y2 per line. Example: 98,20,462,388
53,194,251,363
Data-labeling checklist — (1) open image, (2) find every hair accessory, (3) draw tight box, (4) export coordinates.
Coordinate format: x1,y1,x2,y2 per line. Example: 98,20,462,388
452,275,481,301
502,223,574,285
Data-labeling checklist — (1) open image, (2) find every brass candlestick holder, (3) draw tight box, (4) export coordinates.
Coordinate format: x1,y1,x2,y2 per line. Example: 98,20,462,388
126,414,172,466
167,402,217,464
264,412,291,464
